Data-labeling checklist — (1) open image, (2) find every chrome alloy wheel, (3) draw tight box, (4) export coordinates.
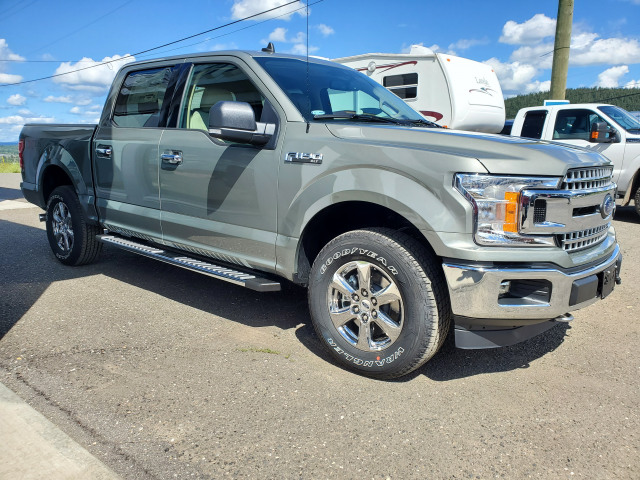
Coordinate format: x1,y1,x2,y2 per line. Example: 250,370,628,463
328,261,404,351
51,201,74,254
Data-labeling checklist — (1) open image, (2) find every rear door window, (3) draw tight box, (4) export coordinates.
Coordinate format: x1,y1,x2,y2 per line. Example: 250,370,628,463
520,110,548,139
113,67,175,128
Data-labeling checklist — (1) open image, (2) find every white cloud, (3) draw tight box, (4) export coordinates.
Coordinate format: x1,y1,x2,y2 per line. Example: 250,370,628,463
448,37,489,51
485,57,540,95
0,39,25,62
500,14,556,45
263,28,315,55
70,105,101,116
18,109,32,116
53,54,135,92
525,80,551,94
7,94,26,106
509,42,554,69
44,95,73,103
267,27,288,42
625,79,640,88
0,73,22,84
596,65,629,88
0,115,55,125
317,24,334,36
0,39,24,85
231,0,305,21
571,36,640,66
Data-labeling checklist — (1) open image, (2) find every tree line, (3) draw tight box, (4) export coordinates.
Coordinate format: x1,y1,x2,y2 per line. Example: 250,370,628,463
504,87,640,119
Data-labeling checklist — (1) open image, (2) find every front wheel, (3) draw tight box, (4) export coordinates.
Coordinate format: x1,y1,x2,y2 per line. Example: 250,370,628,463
308,228,451,379
635,185,640,217
45,186,102,266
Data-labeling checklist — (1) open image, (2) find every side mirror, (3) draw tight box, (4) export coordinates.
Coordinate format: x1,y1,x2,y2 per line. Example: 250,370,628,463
590,121,619,143
208,101,275,146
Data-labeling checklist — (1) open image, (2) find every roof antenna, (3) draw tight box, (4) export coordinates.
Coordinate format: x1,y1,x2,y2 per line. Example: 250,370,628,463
262,42,275,53
305,2,311,133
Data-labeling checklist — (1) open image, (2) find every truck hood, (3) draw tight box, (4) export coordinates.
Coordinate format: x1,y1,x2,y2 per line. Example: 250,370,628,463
325,124,611,176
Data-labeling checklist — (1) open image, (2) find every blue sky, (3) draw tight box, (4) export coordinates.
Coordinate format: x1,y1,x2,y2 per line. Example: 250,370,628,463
1,0,640,142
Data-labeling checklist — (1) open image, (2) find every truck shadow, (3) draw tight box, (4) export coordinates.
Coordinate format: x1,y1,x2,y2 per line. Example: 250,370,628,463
1,218,570,381
613,205,639,224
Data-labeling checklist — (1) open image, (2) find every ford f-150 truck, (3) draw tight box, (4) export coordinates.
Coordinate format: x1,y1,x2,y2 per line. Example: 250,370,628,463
511,103,640,217
19,50,622,378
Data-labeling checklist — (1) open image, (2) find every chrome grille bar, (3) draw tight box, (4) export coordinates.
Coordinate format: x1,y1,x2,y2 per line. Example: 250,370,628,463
561,166,613,190
558,223,610,252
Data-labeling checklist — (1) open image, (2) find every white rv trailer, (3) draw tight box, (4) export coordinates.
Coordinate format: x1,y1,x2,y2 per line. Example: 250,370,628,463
333,45,505,133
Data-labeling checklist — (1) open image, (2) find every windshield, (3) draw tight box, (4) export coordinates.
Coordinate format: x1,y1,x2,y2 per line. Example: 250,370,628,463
254,57,425,123
598,105,640,132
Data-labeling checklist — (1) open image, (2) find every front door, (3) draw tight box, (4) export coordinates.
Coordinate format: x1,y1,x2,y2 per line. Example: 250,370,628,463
551,108,625,183
158,62,280,271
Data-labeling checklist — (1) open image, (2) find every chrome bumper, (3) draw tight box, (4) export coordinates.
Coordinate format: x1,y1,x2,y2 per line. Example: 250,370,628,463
442,244,622,321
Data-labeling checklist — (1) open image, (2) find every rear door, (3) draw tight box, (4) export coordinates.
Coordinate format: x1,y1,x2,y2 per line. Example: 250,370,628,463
93,64,180,241
158,59,281,271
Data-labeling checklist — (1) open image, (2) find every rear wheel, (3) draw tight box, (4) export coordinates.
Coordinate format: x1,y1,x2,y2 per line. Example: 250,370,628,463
635,185,640,217
46,186,102,266
308,228,451,379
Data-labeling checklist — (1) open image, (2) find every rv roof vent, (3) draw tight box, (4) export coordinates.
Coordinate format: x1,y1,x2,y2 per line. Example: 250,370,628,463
409,44,435,56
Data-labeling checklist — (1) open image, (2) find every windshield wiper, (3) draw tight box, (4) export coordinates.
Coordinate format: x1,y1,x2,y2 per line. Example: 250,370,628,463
407,118,443,128
313,112,405,125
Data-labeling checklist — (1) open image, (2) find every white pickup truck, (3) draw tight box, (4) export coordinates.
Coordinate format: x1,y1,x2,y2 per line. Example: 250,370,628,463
511,103,640,216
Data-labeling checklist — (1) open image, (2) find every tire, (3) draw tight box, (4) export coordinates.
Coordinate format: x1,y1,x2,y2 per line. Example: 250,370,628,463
308,228,451,379
45,185,102,266
635,185,640,218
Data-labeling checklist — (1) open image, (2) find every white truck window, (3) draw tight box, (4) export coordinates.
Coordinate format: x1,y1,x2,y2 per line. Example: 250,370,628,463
553,109,607,140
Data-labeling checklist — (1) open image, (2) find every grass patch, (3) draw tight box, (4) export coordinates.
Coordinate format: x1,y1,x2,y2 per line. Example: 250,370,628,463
0,162,20,173
237,347,281,355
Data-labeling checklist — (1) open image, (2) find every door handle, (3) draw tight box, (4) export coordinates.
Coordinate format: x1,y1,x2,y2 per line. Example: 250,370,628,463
161,150,183,165
96,145,112,159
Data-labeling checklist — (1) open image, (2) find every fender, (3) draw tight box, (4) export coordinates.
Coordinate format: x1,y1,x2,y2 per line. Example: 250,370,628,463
274,166,478,280
36,136,99,224
620,154,640,206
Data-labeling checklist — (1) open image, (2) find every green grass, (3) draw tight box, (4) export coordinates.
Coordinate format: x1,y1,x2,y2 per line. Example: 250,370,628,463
0,162,20,173
237,347,282,355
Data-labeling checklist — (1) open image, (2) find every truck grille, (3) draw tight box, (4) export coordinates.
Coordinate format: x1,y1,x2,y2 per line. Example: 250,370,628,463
561,167,613,190
557,223,610,252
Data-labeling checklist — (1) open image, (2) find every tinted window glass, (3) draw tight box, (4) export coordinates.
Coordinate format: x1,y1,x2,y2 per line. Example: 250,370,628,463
255,57,423,122
520,110,547,139
113,67,174,128
180,63,265,130
553,109,607,140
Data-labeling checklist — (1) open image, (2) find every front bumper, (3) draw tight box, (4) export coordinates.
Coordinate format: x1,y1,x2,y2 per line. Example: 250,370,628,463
442,244,622,322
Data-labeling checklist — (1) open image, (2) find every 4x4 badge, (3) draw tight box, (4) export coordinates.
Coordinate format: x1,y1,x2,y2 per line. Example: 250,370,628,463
285,152,323,164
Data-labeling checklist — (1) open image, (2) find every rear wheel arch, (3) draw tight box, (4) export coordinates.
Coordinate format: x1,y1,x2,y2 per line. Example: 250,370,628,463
41,164,74,205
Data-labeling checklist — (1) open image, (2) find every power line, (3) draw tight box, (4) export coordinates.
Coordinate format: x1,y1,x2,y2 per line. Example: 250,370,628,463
0,0,307,87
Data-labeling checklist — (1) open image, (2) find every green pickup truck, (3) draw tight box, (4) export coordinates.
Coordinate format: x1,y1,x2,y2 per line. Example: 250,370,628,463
19,50,622,378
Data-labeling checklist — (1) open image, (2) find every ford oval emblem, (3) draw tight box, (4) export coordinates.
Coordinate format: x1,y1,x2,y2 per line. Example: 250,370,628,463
601,194,615,218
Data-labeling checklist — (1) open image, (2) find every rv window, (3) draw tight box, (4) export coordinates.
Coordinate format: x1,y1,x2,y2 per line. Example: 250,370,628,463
383,73,418,100
520,110,547,139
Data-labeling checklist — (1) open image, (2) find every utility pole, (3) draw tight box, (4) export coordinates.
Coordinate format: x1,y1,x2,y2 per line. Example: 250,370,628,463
549,0,574,99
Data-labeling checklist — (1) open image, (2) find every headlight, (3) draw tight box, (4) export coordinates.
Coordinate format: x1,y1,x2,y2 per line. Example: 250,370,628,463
455,173,560,246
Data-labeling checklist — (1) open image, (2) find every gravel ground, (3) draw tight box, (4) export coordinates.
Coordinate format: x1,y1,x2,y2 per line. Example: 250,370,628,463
1,173,638,479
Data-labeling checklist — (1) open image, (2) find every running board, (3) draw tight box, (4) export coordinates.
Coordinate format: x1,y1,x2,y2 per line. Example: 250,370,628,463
97,234,281,292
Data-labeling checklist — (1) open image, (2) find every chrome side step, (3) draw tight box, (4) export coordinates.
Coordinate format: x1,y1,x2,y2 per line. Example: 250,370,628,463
97,234,281,292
